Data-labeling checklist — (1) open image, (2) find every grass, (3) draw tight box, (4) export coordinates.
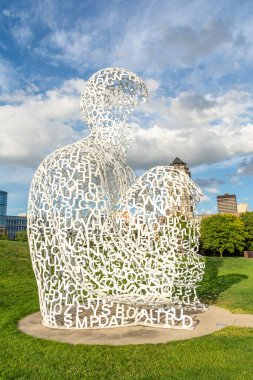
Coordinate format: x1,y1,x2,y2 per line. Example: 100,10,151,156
0,240,253,379
198,256,253,313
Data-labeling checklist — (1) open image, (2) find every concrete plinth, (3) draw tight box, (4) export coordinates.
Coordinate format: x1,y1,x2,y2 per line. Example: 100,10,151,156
18,305,253,346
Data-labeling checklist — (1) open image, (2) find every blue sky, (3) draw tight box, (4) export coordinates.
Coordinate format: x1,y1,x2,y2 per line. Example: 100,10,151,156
0,0,253,215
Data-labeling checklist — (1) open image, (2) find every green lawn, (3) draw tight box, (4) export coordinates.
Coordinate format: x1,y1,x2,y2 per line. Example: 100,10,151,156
199,256,253,314
0,240,253,380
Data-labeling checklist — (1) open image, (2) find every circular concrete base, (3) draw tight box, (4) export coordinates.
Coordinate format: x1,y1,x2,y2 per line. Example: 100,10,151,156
18,305,251,345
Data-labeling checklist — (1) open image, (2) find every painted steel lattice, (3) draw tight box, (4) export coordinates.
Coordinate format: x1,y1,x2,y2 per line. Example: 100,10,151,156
28,68,205,330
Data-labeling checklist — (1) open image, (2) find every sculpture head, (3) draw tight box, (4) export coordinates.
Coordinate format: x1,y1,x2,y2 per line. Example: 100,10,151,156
80,67,148,150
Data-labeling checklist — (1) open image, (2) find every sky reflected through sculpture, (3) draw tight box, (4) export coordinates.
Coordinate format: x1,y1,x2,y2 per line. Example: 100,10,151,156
28,68,205,330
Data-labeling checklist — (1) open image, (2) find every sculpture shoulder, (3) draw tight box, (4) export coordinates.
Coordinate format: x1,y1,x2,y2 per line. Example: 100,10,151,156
31,137,100,181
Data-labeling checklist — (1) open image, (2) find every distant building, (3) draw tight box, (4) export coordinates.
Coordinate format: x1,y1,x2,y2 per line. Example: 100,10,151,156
170,157,192,216
5,215,27,240
0,190,27,239
170,157,191,177
237,203,249,213
217,193,237,214
0,190,7,228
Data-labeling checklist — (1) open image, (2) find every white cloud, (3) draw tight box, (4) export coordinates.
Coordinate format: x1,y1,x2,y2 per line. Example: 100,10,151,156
195,177,223,188
0,78,86,168
1,0,253,213
113,6,245,77
198,206,217,215
38,30,93,67
205,187,219,194
0,59,18,92
145,79,160,94
2,75,253,177
199,194,211,202
128,89,253,170
230,176,242,185
11,0,236,80
2,0,248,99
12,25,33,46
2,9,16,18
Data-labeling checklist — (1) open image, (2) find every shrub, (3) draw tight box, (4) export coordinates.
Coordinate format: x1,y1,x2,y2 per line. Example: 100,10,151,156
0,232,8,240
15,230,28,242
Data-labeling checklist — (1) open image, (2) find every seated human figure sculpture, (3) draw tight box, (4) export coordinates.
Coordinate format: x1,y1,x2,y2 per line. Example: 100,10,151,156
28,67,205,330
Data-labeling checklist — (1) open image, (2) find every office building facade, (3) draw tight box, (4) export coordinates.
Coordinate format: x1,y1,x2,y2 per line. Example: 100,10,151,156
5,216,27,240
237,203,249,213
0,190,27,239
217,193,237,214
0,190,7,227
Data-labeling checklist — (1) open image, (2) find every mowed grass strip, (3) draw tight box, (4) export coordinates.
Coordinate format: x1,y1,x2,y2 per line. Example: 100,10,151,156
0,240,253,380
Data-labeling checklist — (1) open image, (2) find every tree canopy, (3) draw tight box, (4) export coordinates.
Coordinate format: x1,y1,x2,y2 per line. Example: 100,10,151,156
200,214,246,257
239,212,253,250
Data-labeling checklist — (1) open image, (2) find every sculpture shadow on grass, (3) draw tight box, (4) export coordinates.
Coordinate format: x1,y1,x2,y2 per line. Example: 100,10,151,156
198,258,248,305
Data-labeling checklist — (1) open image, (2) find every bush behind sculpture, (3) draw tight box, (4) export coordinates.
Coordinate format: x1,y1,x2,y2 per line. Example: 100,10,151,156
15,230,28,242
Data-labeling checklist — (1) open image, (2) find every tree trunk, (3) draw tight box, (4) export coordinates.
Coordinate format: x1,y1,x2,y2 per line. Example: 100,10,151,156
220,250,223,258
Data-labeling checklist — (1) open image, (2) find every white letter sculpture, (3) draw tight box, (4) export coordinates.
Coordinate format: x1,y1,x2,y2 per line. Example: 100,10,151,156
28,67,205,330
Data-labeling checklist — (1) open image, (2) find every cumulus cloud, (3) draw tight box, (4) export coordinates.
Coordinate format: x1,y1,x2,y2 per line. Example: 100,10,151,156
1,0,253,214
0,78,86,168
195,177,223,194
1,75,253,177
148,19,233,66
128,89,253,170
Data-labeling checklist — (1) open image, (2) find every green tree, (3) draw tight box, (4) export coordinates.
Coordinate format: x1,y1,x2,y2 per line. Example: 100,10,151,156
15,230,28,242
0,232,8,240
200,214,246,258
239,212,253,250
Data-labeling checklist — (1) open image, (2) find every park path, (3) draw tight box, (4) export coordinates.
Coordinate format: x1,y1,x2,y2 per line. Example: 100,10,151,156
233,313,253,328
18,306,253,346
